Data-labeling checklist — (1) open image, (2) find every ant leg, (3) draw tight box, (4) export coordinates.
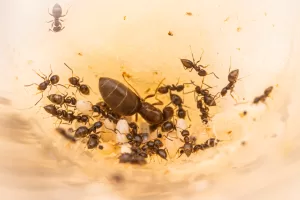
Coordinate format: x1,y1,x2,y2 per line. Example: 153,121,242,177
24,83,39,87
48,8,53,16
201,64,209,68
230,91,238,103
189,45,196,64
61,6,71,17
34,92,44,106
64,63,74,77
46,20,53,23
60,27,65,31
186,110,191,121
207,72,219,79
152,97,164,106
33,69,46,80
144,78,166,101
229,56,232,74
195,48,205,65
122,73,141,98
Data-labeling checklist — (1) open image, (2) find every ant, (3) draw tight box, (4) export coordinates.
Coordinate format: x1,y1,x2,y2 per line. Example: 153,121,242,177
43,104,93,125
64,63,94,95
24,65,65,106
55,127,76,143
126,133,143,147
197,99,210,124
253,86,273,104
47,92,77,109
176,128,195,158
185,80,219,107
118,152,147,165
47,3,69,32
91,102,121,123
193,138,221,153
141,139,169,160
180,46,219,79
74,121,103,138
87,134,101,149
220,58,241,102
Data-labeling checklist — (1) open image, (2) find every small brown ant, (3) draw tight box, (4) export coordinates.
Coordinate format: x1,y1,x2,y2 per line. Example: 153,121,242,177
43,104,93,125
47,92,77,108
87,134,100,149
64,63,94,95
47,3,70,32
74,121,103,138
253,86,273,104
197,99,210,124
180,46,219,79
220,58,241,102
24,66,65,106
176,129,195,158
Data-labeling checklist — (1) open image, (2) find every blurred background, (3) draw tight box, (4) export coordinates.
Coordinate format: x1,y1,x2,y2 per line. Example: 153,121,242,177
1,0,300,199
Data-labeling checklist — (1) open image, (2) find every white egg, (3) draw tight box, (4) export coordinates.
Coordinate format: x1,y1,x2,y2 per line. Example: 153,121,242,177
116,119,129,134
76,100,93,115
120,143,132,154
116,132,128,144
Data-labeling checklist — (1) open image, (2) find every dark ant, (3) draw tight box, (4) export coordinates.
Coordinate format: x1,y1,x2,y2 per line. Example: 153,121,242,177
64,63,93,95
180,46,219,79
126,133,143,147
220,58,240,102
118,152,147,165
185,80,219,107
141,139,169,160
47,3,69,32
47,92,77,108
92,103,121,124
87,134,100,149
74,121,103,138
24,66,65,106
55,127,76,143
253,86,273,104
177,128,195,158
43,104,93,125
197,99,210,124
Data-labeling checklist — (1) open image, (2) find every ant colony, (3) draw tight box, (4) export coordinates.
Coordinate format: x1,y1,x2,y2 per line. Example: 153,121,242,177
24,4,275,166
24,43,275,166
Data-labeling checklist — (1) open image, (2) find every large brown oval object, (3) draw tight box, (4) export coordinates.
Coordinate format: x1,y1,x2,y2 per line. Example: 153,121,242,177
99,77,141,116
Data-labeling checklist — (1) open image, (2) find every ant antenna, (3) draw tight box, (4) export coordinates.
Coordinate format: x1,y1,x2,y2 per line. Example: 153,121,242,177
122,73,141,98
229,56,232,73
64,63,74,77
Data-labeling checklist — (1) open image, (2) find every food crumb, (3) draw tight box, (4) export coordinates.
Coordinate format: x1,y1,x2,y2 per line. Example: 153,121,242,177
186,12,192,16
27,60,33,64
224,17,230,22
78,52,83,56
237,27,242,32
168,31,173,36
123,16,126,20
